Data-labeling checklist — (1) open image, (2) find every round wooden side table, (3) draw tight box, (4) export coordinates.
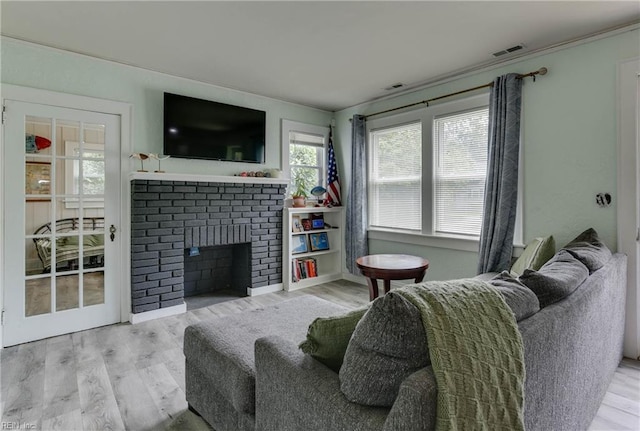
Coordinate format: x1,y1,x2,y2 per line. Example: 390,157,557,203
356,254,430,301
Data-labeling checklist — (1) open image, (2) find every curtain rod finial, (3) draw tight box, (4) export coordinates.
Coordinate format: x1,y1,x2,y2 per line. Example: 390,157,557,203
538,67,548,76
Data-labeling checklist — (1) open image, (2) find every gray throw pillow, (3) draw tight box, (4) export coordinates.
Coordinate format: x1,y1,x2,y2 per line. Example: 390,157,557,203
339,292,429,407
519,250,589,308
489,271,540,321
562,228,611,273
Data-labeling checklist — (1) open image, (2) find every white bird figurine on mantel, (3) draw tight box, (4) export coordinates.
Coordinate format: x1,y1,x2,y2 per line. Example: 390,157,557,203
148,153,170,173
130,153,149,172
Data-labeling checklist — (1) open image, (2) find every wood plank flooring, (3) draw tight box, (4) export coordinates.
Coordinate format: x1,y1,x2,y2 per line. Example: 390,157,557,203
1,280,639,430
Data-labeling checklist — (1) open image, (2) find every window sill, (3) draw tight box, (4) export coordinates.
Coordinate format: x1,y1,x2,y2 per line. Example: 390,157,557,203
368,228,527,255
368,228,480,252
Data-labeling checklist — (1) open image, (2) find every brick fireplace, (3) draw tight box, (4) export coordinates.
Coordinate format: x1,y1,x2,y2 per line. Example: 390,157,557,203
130,179,287,314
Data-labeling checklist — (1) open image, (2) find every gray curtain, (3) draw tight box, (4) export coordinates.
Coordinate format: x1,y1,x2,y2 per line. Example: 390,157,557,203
477,73,523,274
346,114,369,274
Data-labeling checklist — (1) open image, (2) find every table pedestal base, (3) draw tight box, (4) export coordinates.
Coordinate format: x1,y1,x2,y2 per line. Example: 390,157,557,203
356,254,430,301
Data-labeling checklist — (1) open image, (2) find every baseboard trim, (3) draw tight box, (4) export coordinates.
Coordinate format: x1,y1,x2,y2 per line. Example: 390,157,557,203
247,283,283,296
129,303,187,324
342,272,366,285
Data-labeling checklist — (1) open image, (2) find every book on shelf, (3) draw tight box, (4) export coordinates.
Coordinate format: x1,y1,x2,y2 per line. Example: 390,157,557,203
292,257,318,282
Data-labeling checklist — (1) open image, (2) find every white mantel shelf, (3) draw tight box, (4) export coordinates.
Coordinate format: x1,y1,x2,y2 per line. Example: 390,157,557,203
129,171,290,185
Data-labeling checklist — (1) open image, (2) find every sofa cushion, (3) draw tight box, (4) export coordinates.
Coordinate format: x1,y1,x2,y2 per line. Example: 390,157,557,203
489,271,540,321
474,272,500,282
510,236,555,277
519,250,589,308
339,292,429,407
299,304,369,372
56,234,104,247
562,228,611,273
184,296,347,414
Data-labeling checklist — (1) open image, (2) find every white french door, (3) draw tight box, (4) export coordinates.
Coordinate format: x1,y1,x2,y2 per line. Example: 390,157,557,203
2,100,121,346
618,59,640,359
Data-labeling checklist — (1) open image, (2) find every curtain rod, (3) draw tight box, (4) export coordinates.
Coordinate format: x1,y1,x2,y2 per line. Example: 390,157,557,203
356,67,547,120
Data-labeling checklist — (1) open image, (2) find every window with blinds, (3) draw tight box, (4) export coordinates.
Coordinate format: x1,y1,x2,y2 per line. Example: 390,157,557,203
366,93,491,243
434,107,489,237
369,122,422,230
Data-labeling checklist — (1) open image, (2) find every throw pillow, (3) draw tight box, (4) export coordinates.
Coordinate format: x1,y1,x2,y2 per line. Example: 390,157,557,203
519,250,589,308
339,292,429,407
510,236,555,277
489,271,540,321
299,305,369,373
84,234,104,247
562,228,611,273
62,235,80,246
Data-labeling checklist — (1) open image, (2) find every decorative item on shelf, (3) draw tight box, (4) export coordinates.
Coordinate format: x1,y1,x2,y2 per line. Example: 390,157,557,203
311,213,325,229
268,169,282,178
236,170,272,177
130,153,149,172
25,134,52,153
301,219,312,231
292,193,306,207
148,153,170,173
291,235,308,254
309,232,330,251
291,171,310,208
292,215,303,233
310,186,327,207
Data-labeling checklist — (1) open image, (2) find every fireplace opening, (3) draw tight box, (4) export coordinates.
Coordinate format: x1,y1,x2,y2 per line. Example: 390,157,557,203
183,243,250,310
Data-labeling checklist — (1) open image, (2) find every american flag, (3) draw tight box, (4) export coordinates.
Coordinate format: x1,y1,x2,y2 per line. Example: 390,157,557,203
326,129,342,206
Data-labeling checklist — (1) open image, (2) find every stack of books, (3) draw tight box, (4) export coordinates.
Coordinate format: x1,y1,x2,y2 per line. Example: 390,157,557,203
292,258,318,282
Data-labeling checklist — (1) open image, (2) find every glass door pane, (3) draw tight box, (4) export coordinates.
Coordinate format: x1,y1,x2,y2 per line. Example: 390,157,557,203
23,115,106,315
24,115,54,315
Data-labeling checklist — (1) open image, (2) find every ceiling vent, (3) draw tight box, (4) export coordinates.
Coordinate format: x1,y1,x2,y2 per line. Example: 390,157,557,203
492,44,526,57
384,83,405,91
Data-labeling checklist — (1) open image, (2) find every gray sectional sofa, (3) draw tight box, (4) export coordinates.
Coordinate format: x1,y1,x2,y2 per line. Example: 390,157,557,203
184,242,626,431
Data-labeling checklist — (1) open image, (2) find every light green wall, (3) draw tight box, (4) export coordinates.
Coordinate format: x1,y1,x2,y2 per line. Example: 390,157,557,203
1,38,333,176
3,30,639,282
334,28,640,281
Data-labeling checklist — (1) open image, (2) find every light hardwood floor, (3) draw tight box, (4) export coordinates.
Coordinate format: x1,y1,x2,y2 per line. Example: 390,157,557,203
1,280,639,430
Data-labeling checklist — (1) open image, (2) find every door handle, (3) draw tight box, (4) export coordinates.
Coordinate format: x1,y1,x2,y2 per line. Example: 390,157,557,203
109,225,117,242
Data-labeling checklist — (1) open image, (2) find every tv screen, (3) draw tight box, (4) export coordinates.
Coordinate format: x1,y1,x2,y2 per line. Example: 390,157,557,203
163,92,266,163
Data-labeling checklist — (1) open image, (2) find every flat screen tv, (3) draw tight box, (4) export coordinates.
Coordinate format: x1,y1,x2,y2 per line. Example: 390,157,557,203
163,92,266,163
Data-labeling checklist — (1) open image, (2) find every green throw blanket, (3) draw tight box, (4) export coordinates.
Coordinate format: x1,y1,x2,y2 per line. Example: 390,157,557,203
395,279,525,431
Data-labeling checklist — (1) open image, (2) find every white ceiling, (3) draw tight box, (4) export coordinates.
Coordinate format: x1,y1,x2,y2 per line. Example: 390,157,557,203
1,1,639,111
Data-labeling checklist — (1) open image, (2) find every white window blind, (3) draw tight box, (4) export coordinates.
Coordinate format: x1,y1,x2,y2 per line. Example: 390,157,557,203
433,107,489,237
369,122,422,230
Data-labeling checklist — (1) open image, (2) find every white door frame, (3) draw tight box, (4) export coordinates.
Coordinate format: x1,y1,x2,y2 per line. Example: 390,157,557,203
0,84,132,347
617,58,640,359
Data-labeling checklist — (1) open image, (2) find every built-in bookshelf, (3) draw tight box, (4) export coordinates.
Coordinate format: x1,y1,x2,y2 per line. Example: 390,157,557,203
283,206,343,290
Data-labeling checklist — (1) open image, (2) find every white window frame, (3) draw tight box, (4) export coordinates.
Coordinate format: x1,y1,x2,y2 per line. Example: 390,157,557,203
367,93,522,252
281,119,330,190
